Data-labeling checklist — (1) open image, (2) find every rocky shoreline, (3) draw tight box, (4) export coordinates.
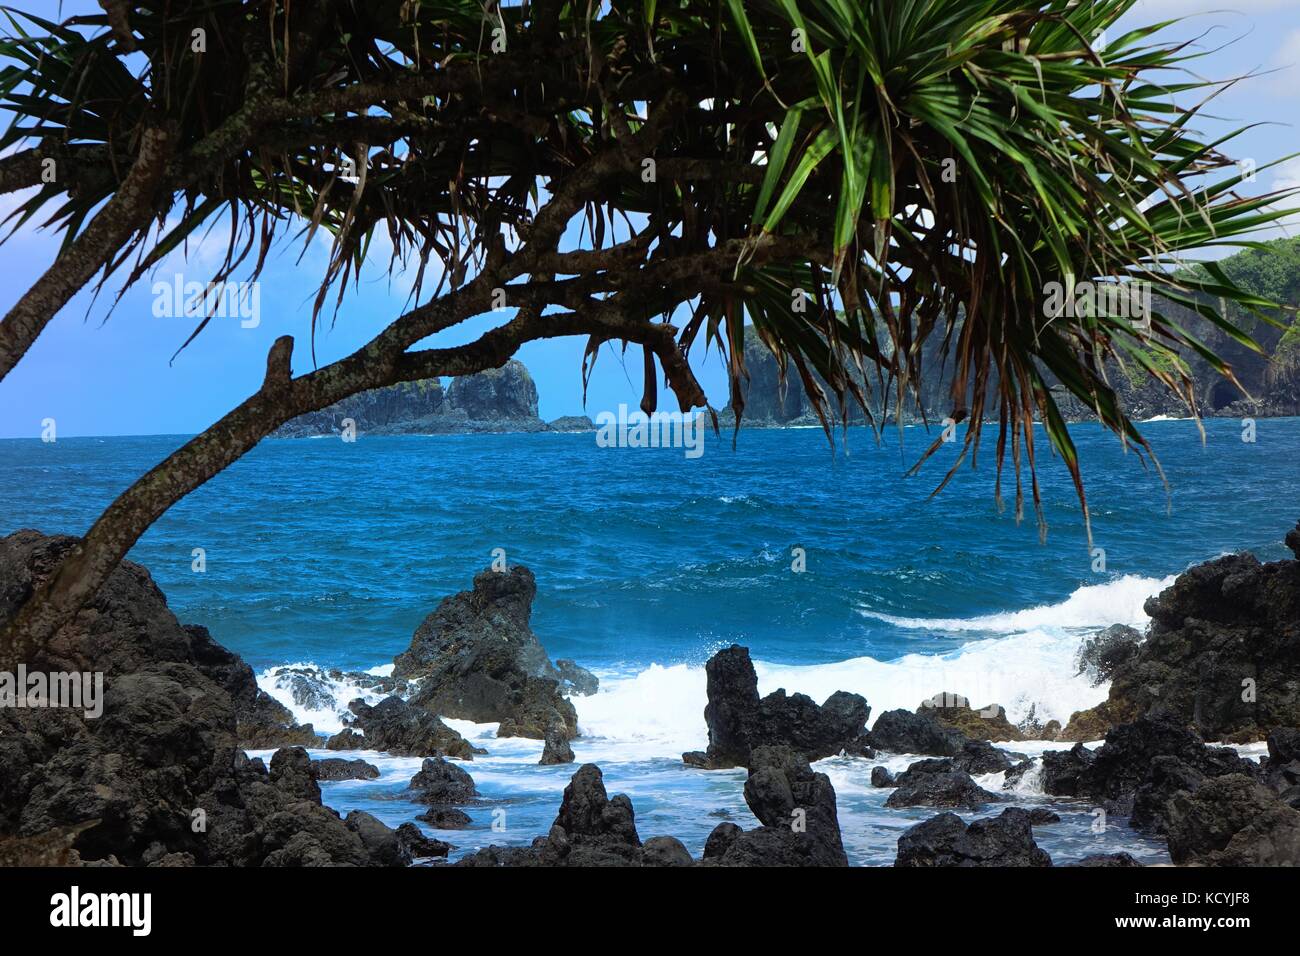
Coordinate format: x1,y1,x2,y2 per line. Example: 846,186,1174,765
3,521,1299,866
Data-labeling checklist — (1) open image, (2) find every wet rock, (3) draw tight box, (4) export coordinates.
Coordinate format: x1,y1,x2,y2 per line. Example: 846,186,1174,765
393,566,584,740
705,745,848,867
894,808,1052,867
1165,774,1300,866
1069,852,1141,867
555,659,599,697
919,692,1024,742
869,708,968,757
642,836,694,867
702,822,742,860
870,766,896,788
884,760,999,810
684,646,871,769
0,531,385,867
1026,808,1060,825
1040,744,1096,797
270,747,322,803
396,822,451,859
311,757,381,781
1061,522,1300,741
1076,624,1144,686
539,727,575,765
325,696,478,759
1263,728,1300,808
416,808,471,829
408,756,477,804
345,810,409,867
951,739,1014,775
456,764,647,867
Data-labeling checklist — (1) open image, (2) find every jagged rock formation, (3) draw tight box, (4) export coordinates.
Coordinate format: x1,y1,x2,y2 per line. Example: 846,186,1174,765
1062,521,1300,742
273,360,549,437
703,745,849,867
894,808,1052,867
392,565,596,740
681,644,871,769
0,531,403,867
325,696,480,758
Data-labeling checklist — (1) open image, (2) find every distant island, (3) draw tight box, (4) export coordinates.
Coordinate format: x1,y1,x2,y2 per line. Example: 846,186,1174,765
272,360,596,438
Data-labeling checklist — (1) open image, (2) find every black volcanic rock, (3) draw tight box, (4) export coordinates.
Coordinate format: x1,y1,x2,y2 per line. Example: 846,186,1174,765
0,531,398,867
1062,521,1300,742
312,757,381,781
456,764,657,867
1263,728,1300,808
540,727,575,765
704,745,849,867
884,759,999,810
869,708,969,756
408,756,478,804
393,566,582,740
682,645,870,768
1075,623,1144,686
325,696,479,759
396,822,451,859
1165,774,1300,866
894,808,1052,867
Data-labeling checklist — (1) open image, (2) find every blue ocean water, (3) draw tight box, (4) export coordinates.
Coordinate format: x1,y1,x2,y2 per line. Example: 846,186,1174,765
3,417,1297,864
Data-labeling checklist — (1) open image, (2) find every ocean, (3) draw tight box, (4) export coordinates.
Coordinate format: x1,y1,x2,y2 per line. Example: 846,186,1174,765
3,416,1297,864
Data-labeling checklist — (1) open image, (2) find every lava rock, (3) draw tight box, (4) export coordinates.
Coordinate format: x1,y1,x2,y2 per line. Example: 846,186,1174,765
1062,522,1300,741
408,756,477,804
869,708,969,757
393,566,584,740
539,726,575,765
416,808,472,829
884,760,999,810
704,745,849,867
345,810,409,867
641,836,694,867
1165,774,1300,866
918,692,1025,742
555,659,599,697
1263,728,1300,808
1076,624,1144,686
1068,852,1141,867
396,822,451,859
0,531,386,867
456,764,648,867
894,808,1052,867
325,696,478,759
312,758,381,781
686,645,870,768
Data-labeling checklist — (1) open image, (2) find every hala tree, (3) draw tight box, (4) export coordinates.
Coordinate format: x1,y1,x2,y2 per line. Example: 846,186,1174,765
0,0,1294,664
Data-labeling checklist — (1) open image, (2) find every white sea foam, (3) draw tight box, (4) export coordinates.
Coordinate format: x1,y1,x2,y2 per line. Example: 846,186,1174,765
256,662,389,734
859,573,1173,632
262,575,1174,759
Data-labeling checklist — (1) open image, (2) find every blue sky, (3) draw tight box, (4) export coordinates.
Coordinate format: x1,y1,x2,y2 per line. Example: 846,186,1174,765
1,0,1298,438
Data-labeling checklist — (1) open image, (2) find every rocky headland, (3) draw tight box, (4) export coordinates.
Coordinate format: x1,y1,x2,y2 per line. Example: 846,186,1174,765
272,359,595,438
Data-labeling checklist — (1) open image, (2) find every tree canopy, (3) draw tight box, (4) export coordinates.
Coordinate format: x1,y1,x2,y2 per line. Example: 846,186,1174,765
0,0,1295,662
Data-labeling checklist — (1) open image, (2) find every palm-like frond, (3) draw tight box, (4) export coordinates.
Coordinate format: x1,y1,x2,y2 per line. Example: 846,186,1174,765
0,0,1294,537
